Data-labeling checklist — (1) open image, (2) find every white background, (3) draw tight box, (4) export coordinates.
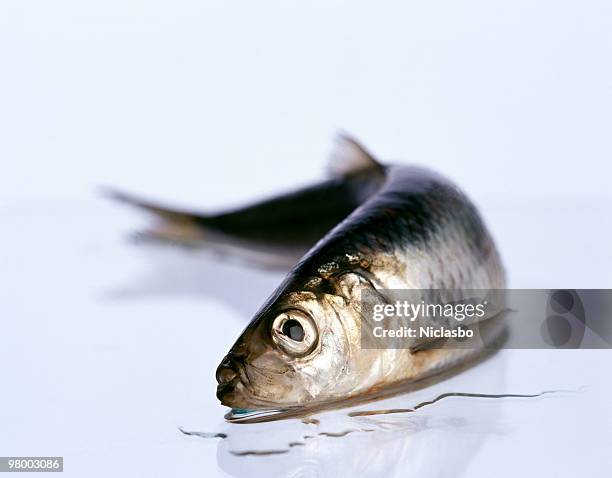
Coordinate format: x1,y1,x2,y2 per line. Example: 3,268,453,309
1,1,611,477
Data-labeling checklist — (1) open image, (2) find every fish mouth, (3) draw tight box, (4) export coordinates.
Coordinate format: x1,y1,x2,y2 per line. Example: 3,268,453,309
215,357,264,409
215,357,245,406
215,363,286,410
215,377,237,402
216,382,246,408
216,380,278,410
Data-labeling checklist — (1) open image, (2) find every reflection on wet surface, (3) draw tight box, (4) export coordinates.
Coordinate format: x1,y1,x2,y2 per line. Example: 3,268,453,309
347,390,565,417
180,346,576,478
182,388,575,455
212,394,496,477
182,388,566,457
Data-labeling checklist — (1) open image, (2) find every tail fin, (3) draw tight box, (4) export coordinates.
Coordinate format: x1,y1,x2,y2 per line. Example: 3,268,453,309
101,187,209,247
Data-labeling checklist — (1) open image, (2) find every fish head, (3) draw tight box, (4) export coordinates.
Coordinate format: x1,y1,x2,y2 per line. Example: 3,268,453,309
216,270,382,410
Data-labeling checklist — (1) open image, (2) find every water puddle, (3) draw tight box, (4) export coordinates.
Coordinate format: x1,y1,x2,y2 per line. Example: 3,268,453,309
181,388,574,461
348,390,565,417
178,427,227,439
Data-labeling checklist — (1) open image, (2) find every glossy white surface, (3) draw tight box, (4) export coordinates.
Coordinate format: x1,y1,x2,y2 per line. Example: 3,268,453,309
1,0,611,475
0,201,610,477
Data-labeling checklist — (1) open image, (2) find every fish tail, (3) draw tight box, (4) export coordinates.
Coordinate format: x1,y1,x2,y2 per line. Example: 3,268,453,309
101,187,210,247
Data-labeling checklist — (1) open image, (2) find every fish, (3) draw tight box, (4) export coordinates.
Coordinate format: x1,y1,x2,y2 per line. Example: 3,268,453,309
109,134,506,417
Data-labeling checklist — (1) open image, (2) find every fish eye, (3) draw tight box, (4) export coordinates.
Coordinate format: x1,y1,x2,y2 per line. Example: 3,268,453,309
272,310,318,356
282,319,305,341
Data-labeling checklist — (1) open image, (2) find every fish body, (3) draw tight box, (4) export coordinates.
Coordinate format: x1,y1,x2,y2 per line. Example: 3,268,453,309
213,138,506,412
109,135,505,414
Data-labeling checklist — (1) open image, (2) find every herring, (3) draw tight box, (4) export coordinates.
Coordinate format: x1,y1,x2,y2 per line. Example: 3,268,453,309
109,134,506,416
215,136,505,413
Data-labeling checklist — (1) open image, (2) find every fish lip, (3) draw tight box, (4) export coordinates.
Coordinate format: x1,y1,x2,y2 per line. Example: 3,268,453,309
216,347,295,410
215,377,239,402
216,347,293,402
217,384,267,409
215,361,260,408
216,351,250,384
215,354,246,405
216,375,287,410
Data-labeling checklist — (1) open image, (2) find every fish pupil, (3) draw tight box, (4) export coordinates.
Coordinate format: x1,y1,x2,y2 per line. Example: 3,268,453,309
282,319,305,342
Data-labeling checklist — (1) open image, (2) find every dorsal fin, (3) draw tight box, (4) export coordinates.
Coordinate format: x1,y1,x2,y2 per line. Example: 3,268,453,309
326,133,383,178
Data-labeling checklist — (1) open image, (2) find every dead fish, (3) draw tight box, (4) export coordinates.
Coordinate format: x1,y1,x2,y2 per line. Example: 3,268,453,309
215,136,506,413
109,134,505,414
